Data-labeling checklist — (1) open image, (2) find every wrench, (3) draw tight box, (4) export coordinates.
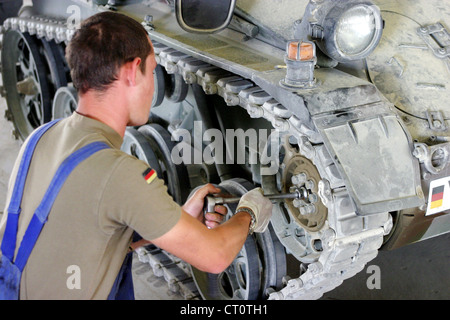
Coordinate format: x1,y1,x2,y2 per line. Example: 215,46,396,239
204,188,307,213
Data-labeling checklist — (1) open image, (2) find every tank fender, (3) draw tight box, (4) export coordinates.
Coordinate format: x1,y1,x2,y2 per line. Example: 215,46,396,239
313,102,425,215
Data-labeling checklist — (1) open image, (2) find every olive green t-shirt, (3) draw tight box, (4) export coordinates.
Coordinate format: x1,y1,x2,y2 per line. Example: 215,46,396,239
0,112,181,299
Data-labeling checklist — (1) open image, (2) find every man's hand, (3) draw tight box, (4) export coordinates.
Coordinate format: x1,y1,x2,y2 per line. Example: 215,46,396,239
182,184,227,229
237,188,273,233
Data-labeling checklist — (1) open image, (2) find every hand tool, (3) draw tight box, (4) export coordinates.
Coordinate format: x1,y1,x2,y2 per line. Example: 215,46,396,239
204,188,308,213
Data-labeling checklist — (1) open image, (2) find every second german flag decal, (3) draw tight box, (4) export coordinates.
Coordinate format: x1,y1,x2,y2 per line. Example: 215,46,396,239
143,168,157,184
426,177,450,216
430,185,444,209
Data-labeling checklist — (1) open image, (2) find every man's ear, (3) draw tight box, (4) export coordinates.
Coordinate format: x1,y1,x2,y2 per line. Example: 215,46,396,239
122,57,142,87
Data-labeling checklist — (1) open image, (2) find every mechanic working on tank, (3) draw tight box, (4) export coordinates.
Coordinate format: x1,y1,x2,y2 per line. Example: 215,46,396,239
0,12,272,300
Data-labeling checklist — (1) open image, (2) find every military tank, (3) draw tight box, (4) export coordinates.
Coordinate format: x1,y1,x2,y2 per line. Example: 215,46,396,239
1,0,449,300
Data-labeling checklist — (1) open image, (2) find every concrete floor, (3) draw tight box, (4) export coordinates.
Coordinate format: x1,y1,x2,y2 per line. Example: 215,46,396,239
130,233,450,300
1,89,449,300
322,233,450,300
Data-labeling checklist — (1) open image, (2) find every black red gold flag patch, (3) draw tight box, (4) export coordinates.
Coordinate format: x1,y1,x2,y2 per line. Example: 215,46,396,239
430,185,444,209
426,177,450,216
142,168,157,184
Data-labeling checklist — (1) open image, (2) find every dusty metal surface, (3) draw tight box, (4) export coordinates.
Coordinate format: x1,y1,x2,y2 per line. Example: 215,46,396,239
0,0,448,300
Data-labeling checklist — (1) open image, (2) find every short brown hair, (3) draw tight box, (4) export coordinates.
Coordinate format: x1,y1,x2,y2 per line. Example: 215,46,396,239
66,12,152,95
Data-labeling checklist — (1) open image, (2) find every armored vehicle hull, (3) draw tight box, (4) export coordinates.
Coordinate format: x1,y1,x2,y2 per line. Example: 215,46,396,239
1,0,448,299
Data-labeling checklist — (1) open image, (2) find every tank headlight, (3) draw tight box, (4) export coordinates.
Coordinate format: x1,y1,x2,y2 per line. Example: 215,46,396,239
317,2,383,62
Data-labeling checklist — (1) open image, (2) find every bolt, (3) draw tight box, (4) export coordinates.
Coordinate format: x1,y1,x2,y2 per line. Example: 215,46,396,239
422,172,431,180
299,207,307,215
307,204,316,214
294,228,304,237
308,262,322,274
305,179,315,190
417,188,424,199
412,146,426,159
308,193,318,203
291,172,307,185
299,204,315,216
293,198,306,208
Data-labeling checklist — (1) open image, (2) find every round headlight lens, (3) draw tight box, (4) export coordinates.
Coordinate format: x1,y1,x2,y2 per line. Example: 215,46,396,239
335,5,380,57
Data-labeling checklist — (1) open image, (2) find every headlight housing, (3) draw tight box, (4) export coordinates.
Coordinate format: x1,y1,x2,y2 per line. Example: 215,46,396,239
315,1,383,62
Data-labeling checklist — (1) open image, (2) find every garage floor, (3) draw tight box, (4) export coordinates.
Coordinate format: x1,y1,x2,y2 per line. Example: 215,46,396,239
1,91,449,300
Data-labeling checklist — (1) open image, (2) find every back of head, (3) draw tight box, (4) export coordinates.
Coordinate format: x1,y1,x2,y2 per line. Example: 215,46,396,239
66,12,152,95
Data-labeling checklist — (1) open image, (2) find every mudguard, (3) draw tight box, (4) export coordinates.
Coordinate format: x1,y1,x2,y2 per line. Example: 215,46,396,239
314,101,425,215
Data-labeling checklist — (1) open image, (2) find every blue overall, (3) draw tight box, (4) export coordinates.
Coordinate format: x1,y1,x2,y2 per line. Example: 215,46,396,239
0,120,134,300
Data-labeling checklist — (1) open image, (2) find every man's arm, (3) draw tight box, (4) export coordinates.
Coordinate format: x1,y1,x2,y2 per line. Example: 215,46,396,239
151,208,252,274
123,180,270,274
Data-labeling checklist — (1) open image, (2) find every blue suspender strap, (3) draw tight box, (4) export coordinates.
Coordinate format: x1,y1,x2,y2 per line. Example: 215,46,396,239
14,141,110,272
1,119,60,262
0,120,110,300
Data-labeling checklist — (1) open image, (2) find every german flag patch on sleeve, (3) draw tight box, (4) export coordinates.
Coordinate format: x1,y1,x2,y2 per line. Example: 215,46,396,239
142,168,157,184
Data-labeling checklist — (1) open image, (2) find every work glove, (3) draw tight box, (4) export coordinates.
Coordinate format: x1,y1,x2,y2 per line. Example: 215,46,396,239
236,188,273,234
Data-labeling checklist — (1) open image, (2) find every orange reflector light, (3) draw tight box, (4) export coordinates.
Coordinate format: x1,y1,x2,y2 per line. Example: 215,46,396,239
287,41,314,61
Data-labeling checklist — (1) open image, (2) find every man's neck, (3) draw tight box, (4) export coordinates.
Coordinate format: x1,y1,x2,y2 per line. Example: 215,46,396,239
76,90,128,138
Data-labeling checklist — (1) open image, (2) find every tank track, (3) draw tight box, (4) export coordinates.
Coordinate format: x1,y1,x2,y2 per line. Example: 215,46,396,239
134,245,201,299
2,14,393,300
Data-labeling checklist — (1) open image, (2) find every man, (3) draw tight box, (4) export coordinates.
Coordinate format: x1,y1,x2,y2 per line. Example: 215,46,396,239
0,12,272,299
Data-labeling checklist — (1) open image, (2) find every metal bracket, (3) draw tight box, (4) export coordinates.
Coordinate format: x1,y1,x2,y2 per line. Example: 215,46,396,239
313,102,425,215
413,142,450,175
417,23,450,59
426,110,447,131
